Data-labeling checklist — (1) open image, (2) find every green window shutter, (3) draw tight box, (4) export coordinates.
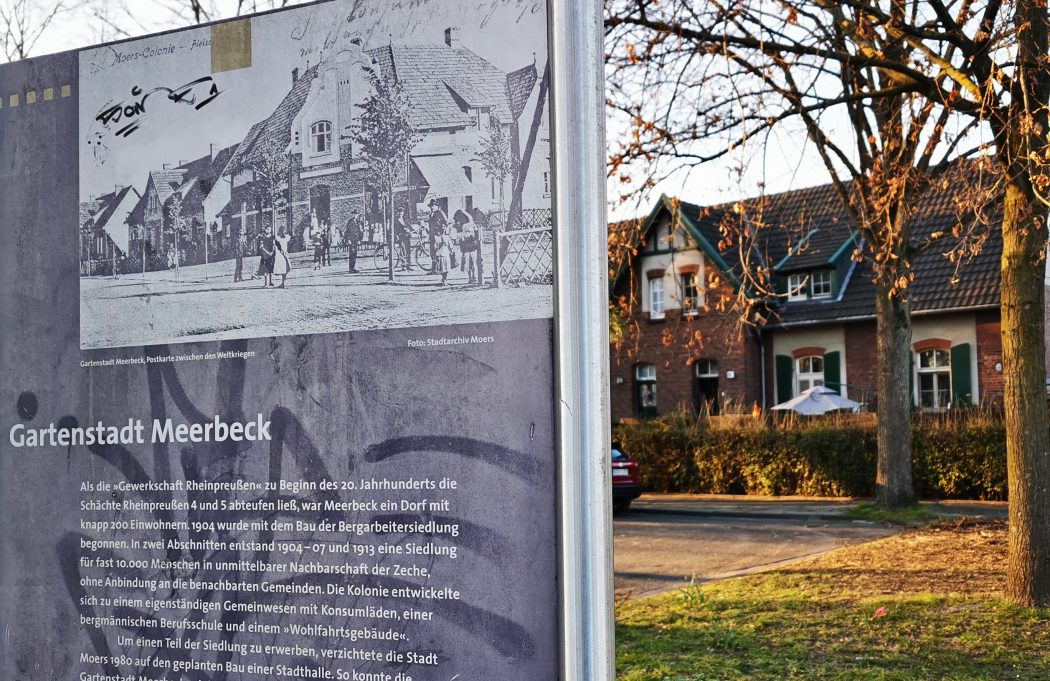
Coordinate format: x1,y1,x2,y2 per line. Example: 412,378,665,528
951,343,973,407
823,351,842,394
775,355,794,403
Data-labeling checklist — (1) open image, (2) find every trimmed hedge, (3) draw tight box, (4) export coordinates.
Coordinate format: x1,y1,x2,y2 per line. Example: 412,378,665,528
613,412,1007,500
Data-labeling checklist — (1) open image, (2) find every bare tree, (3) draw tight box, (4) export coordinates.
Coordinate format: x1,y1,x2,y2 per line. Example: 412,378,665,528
166,192,187,278
607,1,994,510
607,0,1050,606
0,0,310,61
0,0,79,61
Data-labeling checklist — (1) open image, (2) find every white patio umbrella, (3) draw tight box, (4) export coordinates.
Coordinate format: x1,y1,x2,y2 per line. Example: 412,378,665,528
771,385,862,415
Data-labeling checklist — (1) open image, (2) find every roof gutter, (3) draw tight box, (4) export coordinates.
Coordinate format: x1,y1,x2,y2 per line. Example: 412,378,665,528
765,303,1001,330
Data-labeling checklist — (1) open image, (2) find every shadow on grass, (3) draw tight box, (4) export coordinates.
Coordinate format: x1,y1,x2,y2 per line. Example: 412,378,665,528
616,571,1050,681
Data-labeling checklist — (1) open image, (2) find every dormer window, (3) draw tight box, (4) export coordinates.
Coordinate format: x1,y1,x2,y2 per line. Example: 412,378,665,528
310,121,333,154
787,273,807,301
811,270,832,298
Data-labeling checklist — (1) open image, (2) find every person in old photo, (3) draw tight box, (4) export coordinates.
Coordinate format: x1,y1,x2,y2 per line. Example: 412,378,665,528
427,199,447,274
274,229,292,288
345,210,363,273
435,221,452,287
395,206,412,271
258,226,276,287
457,210,481,285
312,230,324,270
322,221,333,267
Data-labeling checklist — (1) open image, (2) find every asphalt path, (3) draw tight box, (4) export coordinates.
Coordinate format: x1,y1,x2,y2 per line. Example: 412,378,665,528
613,510,896,599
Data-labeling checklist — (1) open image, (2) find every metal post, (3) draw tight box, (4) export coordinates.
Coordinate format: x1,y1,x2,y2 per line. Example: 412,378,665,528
549,1,613,679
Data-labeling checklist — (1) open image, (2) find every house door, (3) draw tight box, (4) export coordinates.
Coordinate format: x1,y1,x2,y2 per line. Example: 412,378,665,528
694,359,720,416
310,185,331,230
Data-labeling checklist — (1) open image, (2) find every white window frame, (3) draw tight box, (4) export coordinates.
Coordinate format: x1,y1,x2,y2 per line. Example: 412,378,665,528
648,276,665,320
916,348,952,410
787,273,807,301
635,363,657,412
795,355,825,393
680,272,702,316
811,270,832,298
310,120,333,154
695,359,718,378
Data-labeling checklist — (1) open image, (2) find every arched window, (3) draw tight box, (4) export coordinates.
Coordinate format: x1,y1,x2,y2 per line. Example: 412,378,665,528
796,355,824,393
310,121,333,154
917,348,951,409
635,363,657,417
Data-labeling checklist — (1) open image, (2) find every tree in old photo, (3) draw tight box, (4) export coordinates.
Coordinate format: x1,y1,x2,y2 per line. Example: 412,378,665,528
352,70,418,282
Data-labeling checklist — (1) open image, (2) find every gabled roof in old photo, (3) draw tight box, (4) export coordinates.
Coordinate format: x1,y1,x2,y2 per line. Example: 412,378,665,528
86,185,139,254
370,43,520,128
228,65,320,174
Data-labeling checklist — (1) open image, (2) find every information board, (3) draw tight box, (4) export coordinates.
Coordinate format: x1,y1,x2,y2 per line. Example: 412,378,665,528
0,1,611,679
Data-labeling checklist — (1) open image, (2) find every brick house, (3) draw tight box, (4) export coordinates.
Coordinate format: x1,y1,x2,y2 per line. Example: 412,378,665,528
126,144,238,272
610,181,1010,423
218,30,548,250
79,185,139,276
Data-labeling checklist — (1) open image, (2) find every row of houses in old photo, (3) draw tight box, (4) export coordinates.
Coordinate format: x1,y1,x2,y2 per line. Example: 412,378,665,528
80,27,551,277
610,172,1050,421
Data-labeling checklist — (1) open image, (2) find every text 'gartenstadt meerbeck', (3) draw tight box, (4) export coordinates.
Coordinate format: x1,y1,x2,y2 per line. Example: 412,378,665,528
8,415,271,448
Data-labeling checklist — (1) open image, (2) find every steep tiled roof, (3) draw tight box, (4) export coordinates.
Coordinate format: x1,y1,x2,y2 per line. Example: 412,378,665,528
127,191,147,226
176,144,238,198
622,161,1003,326
773,225,1002,327
369,45,515,128
228,66,319,173
151,169,187,206
80,198,102,226
89,186,138,254
506,63,538,121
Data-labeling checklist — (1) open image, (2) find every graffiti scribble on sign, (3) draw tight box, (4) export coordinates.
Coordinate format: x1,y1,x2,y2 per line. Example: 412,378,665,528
95,76,223,138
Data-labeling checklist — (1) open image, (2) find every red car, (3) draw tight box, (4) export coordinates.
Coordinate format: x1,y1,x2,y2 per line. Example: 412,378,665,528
611,445,642,513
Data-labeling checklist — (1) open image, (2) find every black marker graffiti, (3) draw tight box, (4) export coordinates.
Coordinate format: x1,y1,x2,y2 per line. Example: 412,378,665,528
95,76,223,138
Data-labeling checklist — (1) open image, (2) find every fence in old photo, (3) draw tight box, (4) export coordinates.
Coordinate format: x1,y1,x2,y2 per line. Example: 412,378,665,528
497,225,553,286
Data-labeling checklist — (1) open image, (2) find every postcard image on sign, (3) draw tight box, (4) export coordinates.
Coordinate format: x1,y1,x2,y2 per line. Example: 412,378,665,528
77,0,553,350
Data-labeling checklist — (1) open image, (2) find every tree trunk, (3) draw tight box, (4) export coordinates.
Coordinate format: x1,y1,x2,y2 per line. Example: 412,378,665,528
494,186,505,289
1000,180,1050,606
874,284,915,509
387,188,395,282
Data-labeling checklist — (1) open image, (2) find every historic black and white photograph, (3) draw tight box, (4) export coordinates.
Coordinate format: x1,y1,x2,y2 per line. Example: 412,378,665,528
77,0,553,350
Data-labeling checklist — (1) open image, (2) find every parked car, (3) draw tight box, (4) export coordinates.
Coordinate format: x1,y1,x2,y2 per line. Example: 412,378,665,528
611,444,642,513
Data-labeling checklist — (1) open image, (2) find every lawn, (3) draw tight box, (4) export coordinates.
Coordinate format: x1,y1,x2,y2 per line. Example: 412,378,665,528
616,520,1050,680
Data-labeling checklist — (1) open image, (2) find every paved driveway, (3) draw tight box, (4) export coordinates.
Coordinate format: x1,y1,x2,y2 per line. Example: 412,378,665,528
614,511,896,599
